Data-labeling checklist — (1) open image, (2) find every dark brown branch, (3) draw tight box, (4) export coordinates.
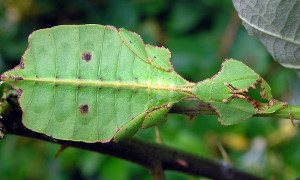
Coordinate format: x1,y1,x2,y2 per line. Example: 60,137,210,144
1,108,263,180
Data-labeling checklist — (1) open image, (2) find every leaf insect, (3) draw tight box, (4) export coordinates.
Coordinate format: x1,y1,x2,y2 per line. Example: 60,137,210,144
1,25,293,143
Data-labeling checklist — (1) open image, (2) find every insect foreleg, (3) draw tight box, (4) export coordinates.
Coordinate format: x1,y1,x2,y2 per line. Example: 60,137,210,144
222,82,247,103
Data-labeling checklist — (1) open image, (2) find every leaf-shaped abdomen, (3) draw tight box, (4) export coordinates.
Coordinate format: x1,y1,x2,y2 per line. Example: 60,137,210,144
2,25,193,142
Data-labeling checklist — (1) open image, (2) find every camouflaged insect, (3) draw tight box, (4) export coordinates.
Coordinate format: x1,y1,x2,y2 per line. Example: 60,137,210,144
1,25,291,143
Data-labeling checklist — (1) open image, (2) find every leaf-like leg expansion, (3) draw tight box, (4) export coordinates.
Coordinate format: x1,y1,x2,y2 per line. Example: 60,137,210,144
258,100,296,127
142,104,172,129
145,45,174,72
258,99,285,114
210,99,256,125
113,112,147,142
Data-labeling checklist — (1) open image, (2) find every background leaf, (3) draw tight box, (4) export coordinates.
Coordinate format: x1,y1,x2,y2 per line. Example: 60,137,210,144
232,0,300,75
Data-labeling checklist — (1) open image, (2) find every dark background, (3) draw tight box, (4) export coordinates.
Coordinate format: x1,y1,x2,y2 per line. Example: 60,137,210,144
0,0,300,179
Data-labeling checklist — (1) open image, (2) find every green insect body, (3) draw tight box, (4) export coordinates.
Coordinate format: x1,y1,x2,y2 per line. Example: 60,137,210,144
1,25,288,143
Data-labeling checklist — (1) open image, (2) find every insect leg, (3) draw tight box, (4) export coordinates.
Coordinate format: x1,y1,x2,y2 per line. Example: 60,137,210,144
286,103,296,127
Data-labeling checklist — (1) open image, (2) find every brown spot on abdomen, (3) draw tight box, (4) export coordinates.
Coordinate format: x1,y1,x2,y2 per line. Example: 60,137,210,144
79,104,89,114
82,52,92,62
9,76,23,81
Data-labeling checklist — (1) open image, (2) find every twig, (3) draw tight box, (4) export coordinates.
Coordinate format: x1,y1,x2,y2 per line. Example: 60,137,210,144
0,101,263,180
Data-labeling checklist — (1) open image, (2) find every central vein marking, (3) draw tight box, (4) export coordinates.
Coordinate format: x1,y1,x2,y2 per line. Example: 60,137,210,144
23,77,194,92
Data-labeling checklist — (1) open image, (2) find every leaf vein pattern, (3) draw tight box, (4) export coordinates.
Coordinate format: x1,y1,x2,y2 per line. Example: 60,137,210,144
72,26,80,139
45,28,58,133
244,0,281,34
23,35,39,112
96,26,106,141
239,0,300,46
96,27,106,141
147,56,151,111
131,55,136,119
23,84,36,113
115,42,123,128
286,1,300,40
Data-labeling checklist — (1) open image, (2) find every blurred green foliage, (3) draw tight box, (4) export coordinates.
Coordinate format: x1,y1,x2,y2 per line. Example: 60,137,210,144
0,0,300,179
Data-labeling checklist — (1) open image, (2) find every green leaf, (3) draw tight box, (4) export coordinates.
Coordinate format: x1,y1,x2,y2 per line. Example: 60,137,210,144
232,0,300,75
1,25,289,142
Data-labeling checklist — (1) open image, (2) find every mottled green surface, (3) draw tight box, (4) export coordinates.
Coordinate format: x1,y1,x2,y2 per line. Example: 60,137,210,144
2,25,193,142
1,25,288,143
